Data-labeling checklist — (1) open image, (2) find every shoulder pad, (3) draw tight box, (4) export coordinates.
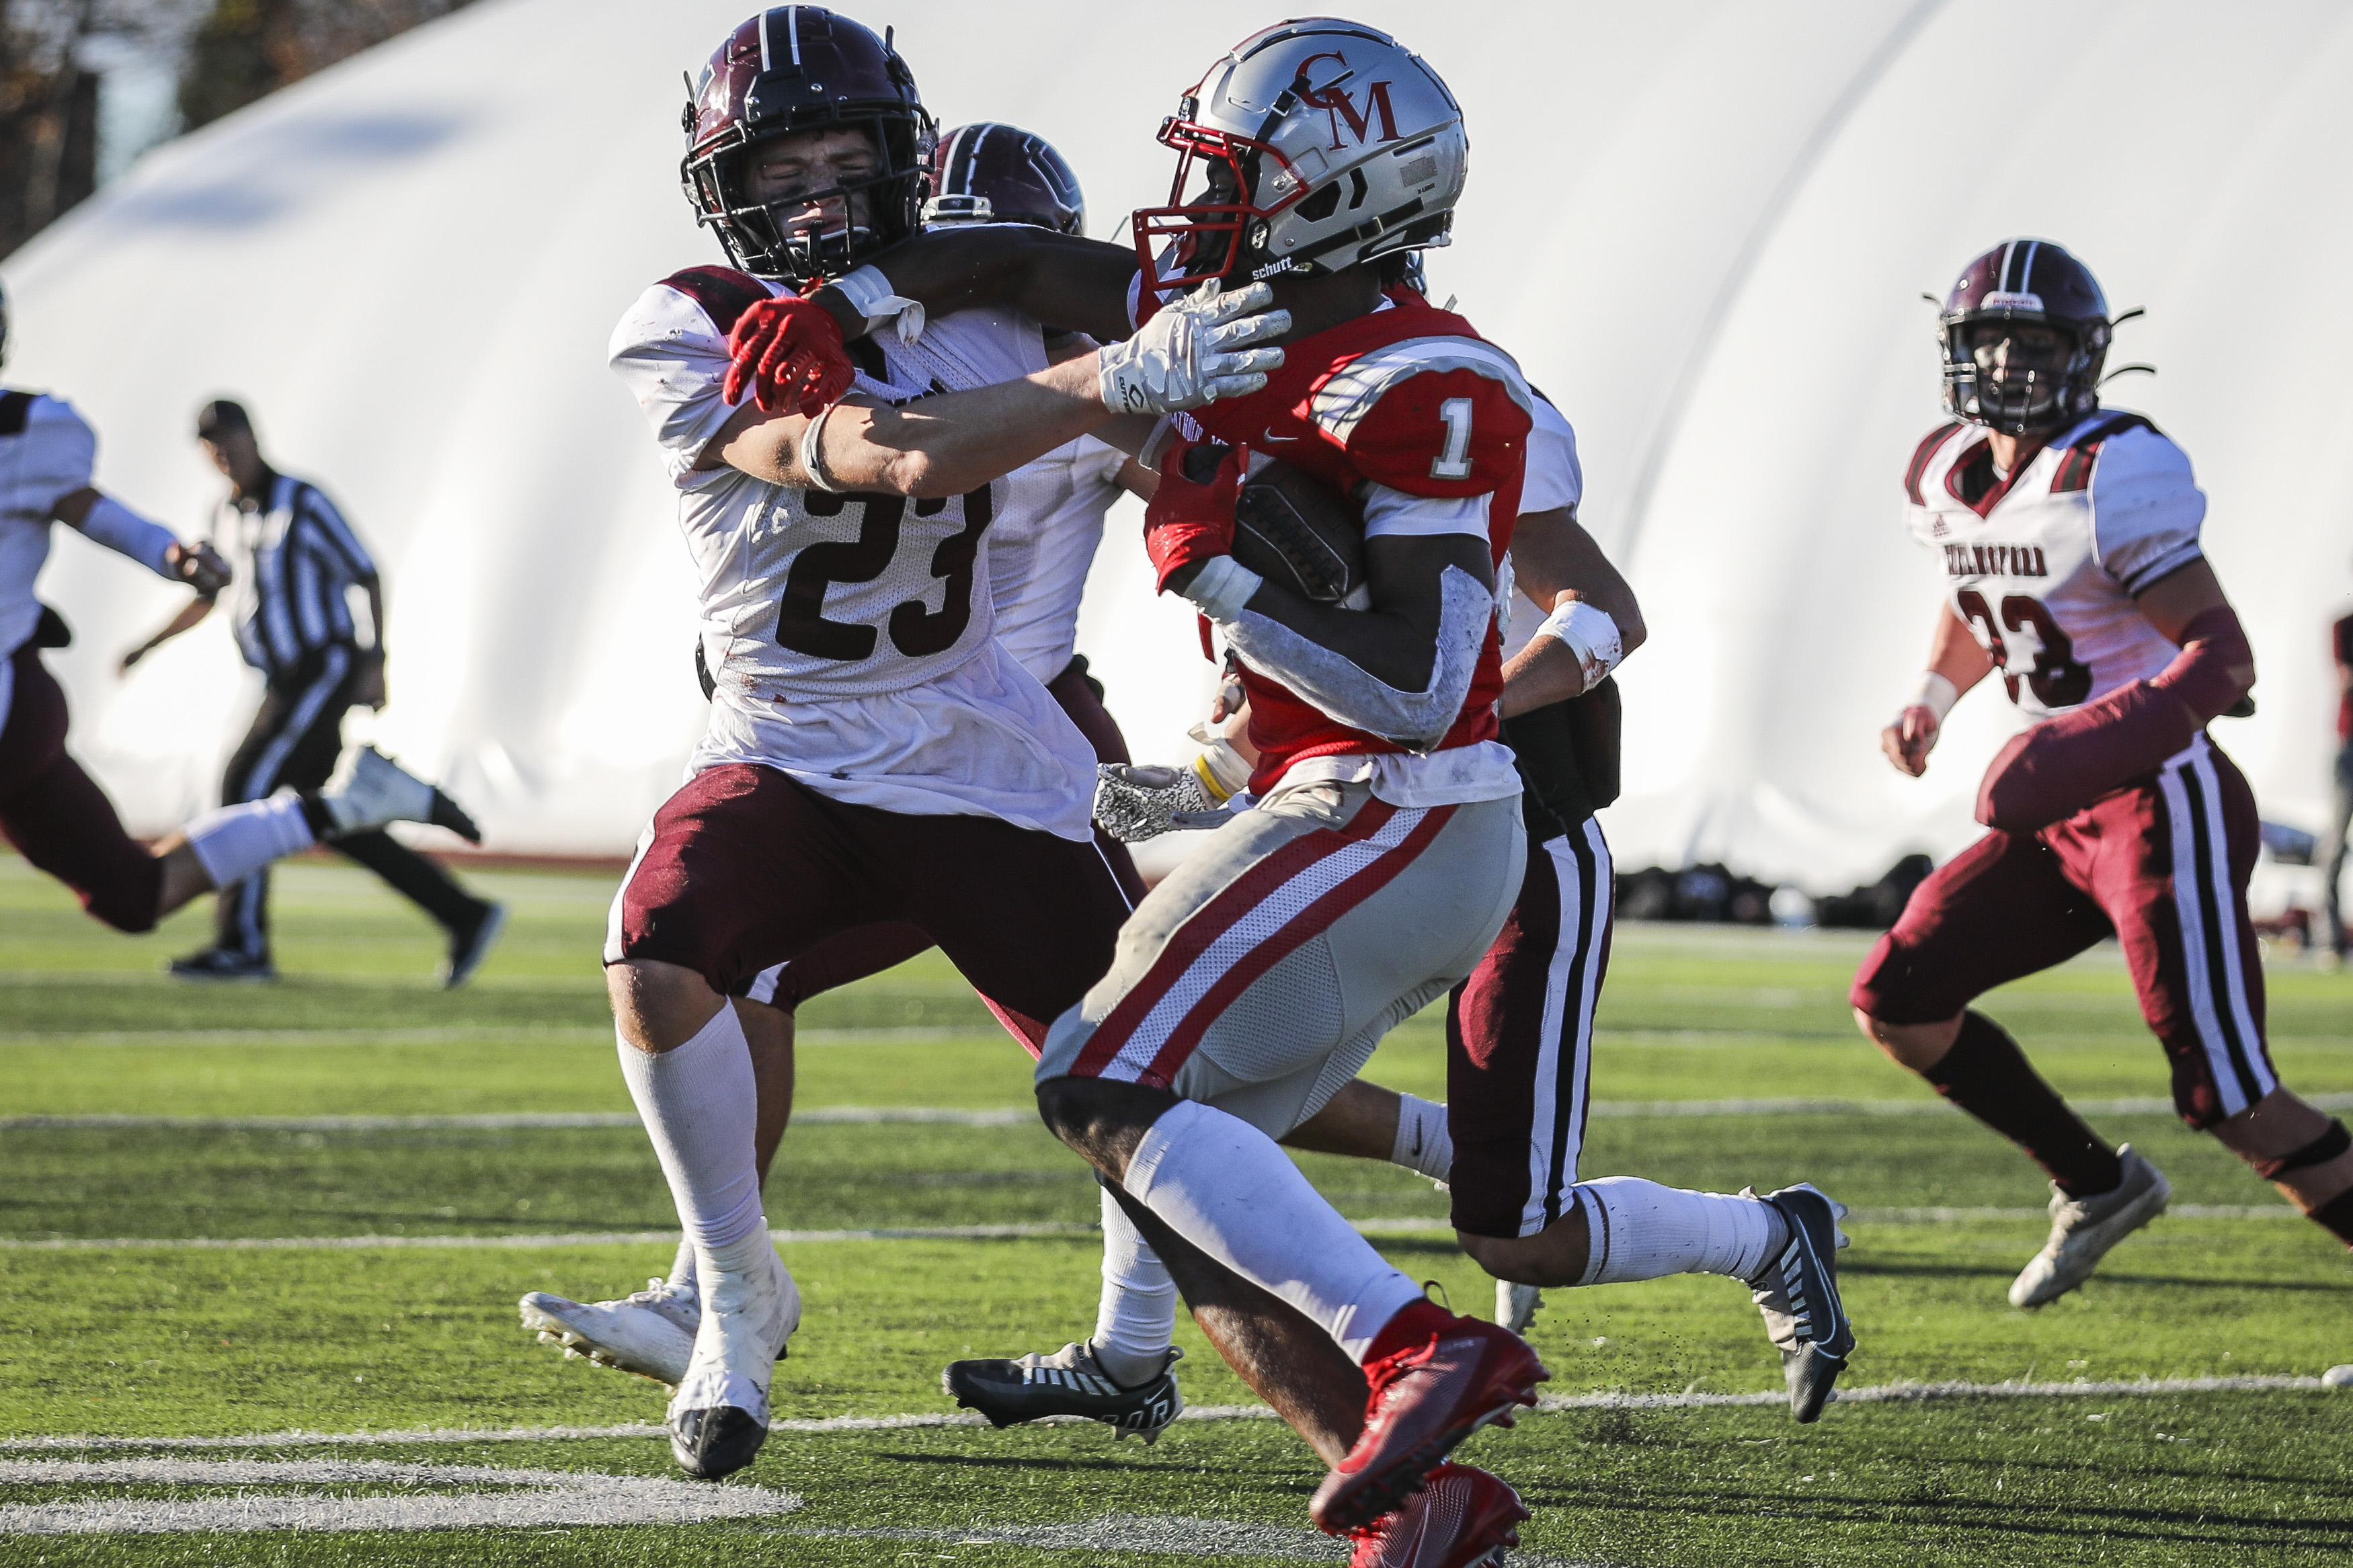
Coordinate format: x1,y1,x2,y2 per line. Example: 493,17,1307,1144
2050,411,2161,494
1311,337,1535,497
1904,421,1964,505
660,265,772,335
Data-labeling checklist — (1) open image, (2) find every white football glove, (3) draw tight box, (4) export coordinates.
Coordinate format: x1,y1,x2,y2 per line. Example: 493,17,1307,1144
1092,761,1226,843
1098,282,1289,415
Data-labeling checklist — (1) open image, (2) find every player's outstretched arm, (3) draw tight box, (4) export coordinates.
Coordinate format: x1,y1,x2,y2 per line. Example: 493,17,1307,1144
1500,506,1644,718
52,486,228,594
1882,605,1995,778
1148,442,1493,751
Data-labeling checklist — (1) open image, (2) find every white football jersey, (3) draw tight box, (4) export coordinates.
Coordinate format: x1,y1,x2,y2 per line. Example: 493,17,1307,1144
610,266,1096,839
612,267,1047,702
1903,410,2202,719
988,433,1127,684
0,391,96,661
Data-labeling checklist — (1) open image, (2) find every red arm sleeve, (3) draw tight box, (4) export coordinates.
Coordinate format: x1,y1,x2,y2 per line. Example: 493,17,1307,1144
1977,606,2254,832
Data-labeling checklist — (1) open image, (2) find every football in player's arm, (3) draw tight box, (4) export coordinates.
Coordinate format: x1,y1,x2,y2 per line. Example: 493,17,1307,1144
1857,239,2353,1313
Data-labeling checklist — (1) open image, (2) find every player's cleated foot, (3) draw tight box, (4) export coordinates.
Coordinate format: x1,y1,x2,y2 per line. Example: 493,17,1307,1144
443,901,507,989
321,746,482,843
667,1241,799,1481
520,1275,699,1387
167,947,277,983
1744,1183,1855,1423
2009,1145,2170,1309
1496,1280,1543,1335
941,1341,1184,1442
1347,1462,1529,1568
1310,1309,1548,1536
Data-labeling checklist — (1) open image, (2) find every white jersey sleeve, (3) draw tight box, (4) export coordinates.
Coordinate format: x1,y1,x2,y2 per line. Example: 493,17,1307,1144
1519,395,1583,515
2088,424,2205,595
989,433,1127,684
608,270,780,489
0,393,99,659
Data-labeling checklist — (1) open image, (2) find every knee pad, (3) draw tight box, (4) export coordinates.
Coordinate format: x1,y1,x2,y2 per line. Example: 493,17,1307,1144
2253,1119,2351,1182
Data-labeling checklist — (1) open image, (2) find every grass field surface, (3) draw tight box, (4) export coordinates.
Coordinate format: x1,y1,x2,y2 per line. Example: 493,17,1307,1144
3,852,2351,1564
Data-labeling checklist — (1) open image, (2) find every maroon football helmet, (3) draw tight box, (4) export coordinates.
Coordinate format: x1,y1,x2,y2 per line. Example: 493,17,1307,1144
681,7,936,284
1939,239,2112,435
923,123,1085,235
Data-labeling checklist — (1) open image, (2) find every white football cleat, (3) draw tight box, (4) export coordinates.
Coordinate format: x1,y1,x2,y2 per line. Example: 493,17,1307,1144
1496,1280,1544,1335
519,1276,700,1387
320,746,481,843
2009,1145,2170,1309
668,1241,800,1481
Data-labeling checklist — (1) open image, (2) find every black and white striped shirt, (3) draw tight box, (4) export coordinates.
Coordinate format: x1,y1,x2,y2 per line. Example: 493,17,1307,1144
212,472,377,678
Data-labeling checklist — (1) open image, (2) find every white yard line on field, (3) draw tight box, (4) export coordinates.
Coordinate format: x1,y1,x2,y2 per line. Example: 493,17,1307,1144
1,1374,2329,1457
0,1457,798,1534
0,1026,984,1049
11,1093,2350,1132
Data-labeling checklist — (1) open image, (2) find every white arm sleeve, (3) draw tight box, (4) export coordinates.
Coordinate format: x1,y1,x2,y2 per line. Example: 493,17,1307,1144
79,495,177,577
2089,425,2206,595
1224,564,1493,750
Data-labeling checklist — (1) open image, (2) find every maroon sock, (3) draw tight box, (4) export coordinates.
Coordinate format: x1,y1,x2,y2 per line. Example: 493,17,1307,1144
2307,1188,2353,1249
1923,1012,2124,1198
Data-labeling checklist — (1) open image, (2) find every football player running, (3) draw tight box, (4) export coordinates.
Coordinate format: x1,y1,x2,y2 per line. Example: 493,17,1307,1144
0,285,479,940
1856,239,2353,1305
592,9,1291,1483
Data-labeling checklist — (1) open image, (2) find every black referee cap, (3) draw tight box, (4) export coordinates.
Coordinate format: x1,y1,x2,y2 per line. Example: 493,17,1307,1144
196,399,252,440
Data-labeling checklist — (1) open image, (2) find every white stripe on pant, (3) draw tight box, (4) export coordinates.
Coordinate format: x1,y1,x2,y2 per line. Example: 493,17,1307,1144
2157,737,2275,1119
1520,817,1612,1237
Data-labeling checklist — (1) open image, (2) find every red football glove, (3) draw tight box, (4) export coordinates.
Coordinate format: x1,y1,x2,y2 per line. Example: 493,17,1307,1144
1977,607,2251,832
724,294,854,417
1144,438,1246,594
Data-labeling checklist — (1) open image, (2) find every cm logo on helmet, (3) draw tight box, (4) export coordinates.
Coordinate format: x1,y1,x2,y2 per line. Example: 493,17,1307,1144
1295,51,1401,149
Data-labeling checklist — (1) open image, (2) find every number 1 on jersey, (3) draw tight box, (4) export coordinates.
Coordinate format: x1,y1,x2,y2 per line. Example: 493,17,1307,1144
1431,398,1474,481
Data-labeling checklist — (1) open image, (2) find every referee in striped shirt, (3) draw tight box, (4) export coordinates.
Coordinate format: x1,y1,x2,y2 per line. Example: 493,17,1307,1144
124,400,503,984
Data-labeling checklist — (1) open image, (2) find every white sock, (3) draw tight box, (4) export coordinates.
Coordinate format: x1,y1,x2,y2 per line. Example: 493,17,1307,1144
1572,1177,1787,1286
668,1236,698,1294
184,793,315,888
1123,1100,1426,1363
1091,1184,1179,1387
615,1007,764,1254
1390,1093,1452,1182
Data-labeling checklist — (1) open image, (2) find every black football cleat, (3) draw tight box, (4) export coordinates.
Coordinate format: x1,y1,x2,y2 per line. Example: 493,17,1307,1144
442,901,506,989
669,1403,768,1481
167,947,278,984
943,1342,1184,1442
1745,1183,1855,1423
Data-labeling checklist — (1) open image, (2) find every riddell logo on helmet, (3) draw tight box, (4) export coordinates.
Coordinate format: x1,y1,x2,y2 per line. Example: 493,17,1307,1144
1295,52,1401,149
1983,291,2044,311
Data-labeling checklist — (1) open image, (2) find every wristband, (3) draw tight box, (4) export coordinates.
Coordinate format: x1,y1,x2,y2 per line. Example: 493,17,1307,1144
799,401,842,493
1535,599,1622,690
1176,555,1263,624
79,495,177,578
1906,671,1960,724
830,265,926,344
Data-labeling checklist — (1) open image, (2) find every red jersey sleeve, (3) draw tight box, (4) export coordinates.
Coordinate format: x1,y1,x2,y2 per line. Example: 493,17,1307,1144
1307,338,1534,498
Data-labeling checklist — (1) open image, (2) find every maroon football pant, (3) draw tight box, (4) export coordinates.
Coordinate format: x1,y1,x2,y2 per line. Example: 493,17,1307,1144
743,657,1146,1018
0,644,163,932
611,762,1131,1053
1447,816,1615,1239
1852,736,2275,1128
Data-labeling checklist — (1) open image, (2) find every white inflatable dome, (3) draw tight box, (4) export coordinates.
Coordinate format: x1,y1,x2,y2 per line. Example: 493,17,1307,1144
9,0,2351,889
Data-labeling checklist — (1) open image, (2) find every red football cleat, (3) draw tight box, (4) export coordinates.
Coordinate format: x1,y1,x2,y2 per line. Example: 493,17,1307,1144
1311,1309,1548,1535
1348,1462,1529,1568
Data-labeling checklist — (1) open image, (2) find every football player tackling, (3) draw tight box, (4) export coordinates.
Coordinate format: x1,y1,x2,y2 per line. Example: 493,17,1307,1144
594,7,1289,1483
1856,239,2353,1306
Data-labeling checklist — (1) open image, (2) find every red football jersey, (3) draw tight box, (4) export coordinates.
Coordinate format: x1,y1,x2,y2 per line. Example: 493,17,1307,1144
1183,295,1535,792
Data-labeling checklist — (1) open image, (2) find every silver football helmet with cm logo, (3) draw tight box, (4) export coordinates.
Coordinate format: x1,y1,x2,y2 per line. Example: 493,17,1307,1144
1134,17,1467,291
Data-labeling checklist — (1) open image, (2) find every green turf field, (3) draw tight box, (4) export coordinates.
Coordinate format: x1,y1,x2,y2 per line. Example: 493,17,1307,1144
3,852,2351,1565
